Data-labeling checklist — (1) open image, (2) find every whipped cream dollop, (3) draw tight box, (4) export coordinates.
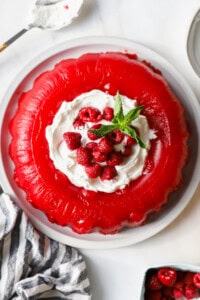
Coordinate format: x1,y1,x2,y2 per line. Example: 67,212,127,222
30,0,83,29
46,90,156,193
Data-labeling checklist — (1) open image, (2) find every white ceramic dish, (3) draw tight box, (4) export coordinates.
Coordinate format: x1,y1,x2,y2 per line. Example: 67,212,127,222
0,36,199,249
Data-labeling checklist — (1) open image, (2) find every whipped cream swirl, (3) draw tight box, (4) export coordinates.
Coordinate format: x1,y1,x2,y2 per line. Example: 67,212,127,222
46,90,156,192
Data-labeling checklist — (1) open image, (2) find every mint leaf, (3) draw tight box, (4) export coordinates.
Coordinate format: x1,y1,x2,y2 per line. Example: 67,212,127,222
89,124,119,137
112,92,124,123
122,126,146,149
121,126,137,139
135,135,146,149
124,105,144,124
88,92,146,149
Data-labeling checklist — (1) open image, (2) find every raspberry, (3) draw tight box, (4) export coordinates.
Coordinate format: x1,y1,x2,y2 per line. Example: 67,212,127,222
98,137,113,154
123,146,132,156
78,107,102,122
107,151,124,166
103,107,114,121
173,289,183,299
100,166,117,181
173,281,184,289
92,148,107,163
73,118,85,128
158,268,177,287
85,163,101,178
146,274,162,291
63,132,82,150
107,130,124,144
173,284,184,299
193,273,200,288
87,124,102,140
86,142,97,151
76,147,92,166
184,284,199,299
125,135,136,146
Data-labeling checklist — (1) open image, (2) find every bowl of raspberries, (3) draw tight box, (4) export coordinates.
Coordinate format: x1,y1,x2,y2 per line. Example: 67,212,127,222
142,264,200,300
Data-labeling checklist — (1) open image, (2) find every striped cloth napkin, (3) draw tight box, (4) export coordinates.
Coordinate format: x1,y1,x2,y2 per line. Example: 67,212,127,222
0,191,91,300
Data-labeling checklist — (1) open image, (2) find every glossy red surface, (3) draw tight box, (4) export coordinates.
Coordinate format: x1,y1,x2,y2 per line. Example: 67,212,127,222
9,52,189,234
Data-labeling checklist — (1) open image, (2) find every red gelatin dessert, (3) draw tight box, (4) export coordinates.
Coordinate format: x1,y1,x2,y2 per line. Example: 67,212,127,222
9,52,189,234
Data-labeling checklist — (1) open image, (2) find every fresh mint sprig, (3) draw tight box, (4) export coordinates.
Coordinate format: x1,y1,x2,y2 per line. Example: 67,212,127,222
89,92,146,148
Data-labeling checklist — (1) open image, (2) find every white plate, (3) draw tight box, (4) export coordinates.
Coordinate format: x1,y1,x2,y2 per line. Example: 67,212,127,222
0,36,200,249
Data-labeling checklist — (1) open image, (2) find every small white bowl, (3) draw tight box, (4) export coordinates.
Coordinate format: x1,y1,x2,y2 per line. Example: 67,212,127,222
140,263,200,300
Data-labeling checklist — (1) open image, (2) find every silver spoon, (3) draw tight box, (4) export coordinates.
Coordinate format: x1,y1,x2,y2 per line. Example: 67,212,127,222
0,0,84,52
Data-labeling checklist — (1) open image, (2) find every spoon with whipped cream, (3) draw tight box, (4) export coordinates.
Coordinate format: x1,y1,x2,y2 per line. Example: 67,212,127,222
0,0,84,52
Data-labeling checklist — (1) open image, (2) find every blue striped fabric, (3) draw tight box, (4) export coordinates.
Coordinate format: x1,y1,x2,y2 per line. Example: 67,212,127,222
0,192,91,300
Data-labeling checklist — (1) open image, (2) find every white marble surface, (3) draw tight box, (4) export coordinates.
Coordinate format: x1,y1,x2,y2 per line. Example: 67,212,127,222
0,0,200,299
